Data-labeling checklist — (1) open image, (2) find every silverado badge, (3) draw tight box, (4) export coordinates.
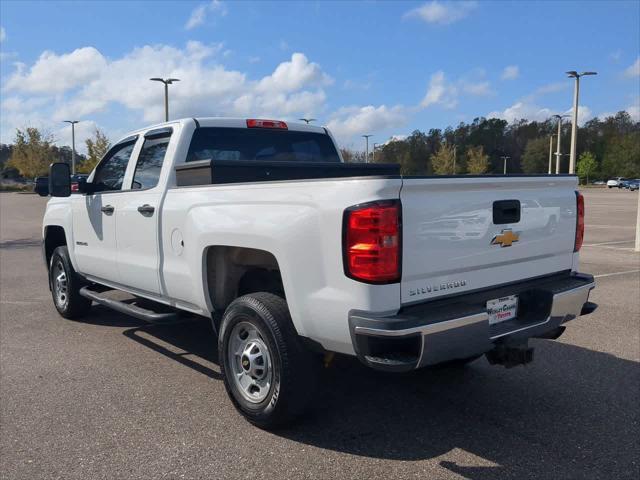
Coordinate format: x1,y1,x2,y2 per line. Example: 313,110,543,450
491,229,519,247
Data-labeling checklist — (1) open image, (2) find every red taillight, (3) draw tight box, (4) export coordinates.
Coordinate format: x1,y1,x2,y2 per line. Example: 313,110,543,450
71,182,79,192
343,200,401,284
575,191,584,252
246,119,288,129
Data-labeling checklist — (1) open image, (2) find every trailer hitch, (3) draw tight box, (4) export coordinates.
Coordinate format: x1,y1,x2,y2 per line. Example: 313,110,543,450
486,341,534,368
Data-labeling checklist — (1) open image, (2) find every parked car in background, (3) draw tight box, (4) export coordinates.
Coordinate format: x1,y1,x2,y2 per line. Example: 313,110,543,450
70,174,89,193
626,179,639,191
607,177,626,188
592,180,605,185
34,176,48,196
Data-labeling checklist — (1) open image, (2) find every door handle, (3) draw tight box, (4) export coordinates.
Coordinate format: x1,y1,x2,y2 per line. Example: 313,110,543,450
137,204,155,216
101,205,114,215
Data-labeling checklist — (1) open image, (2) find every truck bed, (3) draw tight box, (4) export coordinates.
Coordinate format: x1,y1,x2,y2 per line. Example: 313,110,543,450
175,160,400,186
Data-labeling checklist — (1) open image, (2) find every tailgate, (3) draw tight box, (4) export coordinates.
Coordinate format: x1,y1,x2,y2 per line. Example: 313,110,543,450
400,176,578,304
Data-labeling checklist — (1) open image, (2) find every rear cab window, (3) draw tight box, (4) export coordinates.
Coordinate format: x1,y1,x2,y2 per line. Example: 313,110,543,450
130,128,173,190
186,128,340,163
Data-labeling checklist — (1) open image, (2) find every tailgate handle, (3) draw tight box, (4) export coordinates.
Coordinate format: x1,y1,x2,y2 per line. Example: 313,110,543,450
493,200,521,224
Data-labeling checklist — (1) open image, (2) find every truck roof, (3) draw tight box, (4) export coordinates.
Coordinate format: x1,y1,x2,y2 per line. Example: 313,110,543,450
120,117,327,142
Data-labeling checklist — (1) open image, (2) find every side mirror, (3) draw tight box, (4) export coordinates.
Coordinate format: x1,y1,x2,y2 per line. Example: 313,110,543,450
79,179,96,194
49,162,71,197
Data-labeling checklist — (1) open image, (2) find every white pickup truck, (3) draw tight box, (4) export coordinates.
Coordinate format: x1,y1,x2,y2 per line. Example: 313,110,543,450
42,118,596,428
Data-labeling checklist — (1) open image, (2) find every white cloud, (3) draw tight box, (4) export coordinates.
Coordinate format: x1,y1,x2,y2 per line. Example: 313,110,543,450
487,102,593,126
0,26,6,43
327,105,407,143
256,52,332,94
0,42,336,144
343,79,372,91
421,71,458,108
462,81,491,96
55,120,100,154
420,70,490,109
623,57,640,78
488,102,553,123
248,56,260,64
185,0,228,30
501,65,519,80
5,47,107,94
405,1,477,25
564,105,593,126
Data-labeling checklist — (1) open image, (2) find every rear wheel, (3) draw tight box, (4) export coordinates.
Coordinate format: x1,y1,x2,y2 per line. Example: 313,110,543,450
219,292,320,429
49,246,91,319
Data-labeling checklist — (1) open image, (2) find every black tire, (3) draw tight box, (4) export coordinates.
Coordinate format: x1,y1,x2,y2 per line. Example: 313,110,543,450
219,292,320,429
49,246,91,319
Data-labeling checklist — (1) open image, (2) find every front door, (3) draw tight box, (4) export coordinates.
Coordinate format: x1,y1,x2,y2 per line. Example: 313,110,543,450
72,139,137,282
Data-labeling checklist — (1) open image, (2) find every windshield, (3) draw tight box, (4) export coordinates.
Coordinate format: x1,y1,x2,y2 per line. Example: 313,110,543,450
186,127,341,163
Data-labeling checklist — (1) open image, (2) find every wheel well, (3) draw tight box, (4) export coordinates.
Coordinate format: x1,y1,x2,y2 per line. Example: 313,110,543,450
44,226,67,268
205,246,284,313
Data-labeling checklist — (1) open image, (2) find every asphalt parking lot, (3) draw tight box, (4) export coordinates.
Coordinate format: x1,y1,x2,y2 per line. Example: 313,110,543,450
1,188,638,480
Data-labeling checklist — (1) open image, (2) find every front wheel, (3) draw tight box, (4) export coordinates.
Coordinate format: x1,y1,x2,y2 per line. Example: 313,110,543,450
219,293,320,429
49,246,91,319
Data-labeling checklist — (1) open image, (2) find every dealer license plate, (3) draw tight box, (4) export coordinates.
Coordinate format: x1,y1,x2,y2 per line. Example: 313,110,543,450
486,295,519,324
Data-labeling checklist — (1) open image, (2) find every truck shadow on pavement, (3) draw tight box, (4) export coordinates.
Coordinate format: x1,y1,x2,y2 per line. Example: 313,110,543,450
118,317,638,480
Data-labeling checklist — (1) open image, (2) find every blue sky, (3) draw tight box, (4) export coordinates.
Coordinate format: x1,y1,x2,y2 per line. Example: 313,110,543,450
1,0,639,151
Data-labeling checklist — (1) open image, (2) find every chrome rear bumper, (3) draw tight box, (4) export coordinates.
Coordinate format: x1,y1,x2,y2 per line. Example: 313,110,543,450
349,273,596,372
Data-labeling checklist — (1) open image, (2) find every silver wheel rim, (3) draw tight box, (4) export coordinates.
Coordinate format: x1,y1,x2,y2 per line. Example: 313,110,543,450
52,260,69,309
227,321,273,404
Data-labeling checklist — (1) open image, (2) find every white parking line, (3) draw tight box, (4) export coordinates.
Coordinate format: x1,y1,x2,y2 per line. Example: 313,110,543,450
594,270,640,279
583,240,634,247
585,225,636,229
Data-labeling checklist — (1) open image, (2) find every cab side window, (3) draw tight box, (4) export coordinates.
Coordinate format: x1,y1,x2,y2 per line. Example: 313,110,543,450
92,141,136,192
130,130,172,190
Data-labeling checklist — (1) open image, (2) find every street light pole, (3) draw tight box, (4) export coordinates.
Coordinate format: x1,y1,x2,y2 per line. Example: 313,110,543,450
635,189,640,252
299,118,316,124
552,114,569,174
150,77,180,121
362,135,372,163
501,156,510,175
566,71,597,174
548,134,556,174
453,145,457,174
63,120,79,175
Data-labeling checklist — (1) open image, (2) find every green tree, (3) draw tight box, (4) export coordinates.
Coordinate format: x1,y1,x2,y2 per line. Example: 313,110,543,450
465,145,489,174
7,128,56,178
430,143,457,175
79,128,111,173
521,137,549,173
602,132,640,178
576,151,598,184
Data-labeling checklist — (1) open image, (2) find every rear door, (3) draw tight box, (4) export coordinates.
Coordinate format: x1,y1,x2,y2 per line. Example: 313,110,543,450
399,176,577,304
114,128,173,294
71,139,137,281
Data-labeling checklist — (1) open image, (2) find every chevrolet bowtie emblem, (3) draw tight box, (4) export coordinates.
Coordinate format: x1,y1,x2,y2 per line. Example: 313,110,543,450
491,229,520,247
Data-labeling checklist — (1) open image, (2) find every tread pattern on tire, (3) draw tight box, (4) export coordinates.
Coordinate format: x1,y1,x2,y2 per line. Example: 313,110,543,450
50,246,91,319
219,292,319,429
